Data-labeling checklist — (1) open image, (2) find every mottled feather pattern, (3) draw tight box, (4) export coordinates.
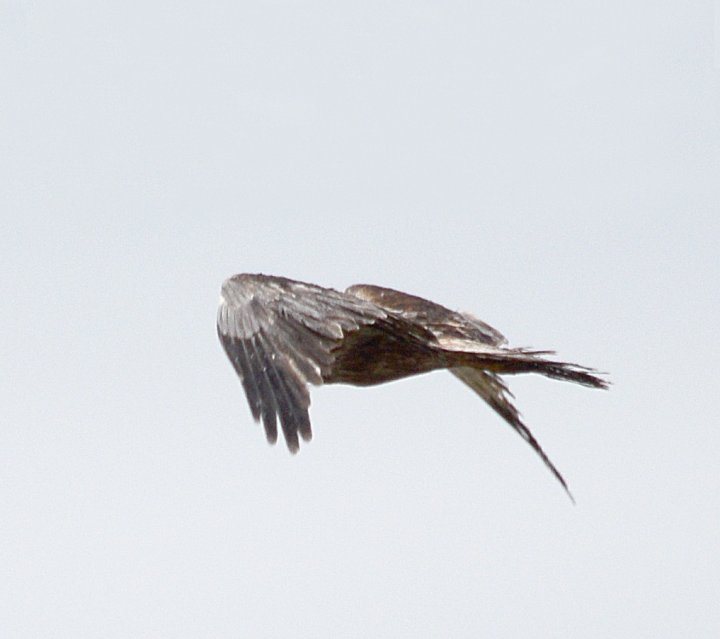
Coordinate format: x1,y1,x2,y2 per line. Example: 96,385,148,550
217,273,608,497
347,284,506,346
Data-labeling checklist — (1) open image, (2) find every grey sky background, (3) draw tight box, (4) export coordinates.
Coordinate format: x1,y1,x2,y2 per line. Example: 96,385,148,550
2,2,719,637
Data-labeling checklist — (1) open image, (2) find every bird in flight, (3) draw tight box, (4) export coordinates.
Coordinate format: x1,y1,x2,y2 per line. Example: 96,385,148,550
217,273,607,496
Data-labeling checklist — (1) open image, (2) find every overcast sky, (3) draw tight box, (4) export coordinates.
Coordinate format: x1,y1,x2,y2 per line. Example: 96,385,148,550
2,2,719,637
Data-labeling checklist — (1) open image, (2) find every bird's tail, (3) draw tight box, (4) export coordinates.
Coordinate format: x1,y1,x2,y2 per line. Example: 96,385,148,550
457,347,609,390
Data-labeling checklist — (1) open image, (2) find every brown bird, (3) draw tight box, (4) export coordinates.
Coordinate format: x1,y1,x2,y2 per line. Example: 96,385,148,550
217,273,607,496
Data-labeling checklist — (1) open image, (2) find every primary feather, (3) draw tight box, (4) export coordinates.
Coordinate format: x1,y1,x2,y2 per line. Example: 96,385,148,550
217,273,608,496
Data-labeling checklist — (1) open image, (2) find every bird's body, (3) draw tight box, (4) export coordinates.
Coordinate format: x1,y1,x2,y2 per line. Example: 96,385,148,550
217,273,607,495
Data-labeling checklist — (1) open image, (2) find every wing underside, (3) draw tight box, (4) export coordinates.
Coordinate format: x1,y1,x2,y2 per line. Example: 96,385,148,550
217,274,385,451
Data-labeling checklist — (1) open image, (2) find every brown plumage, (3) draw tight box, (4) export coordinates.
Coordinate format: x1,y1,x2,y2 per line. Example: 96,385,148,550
217,273,608,497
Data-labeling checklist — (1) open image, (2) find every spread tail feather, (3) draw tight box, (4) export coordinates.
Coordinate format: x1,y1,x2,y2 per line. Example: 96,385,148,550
461,348,609,390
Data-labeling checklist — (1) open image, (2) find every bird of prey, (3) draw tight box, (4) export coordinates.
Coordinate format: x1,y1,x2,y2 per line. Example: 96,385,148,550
217,273,607,496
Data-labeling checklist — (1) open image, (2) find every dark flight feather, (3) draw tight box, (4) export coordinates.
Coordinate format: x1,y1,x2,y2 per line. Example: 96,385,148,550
217,273,608,496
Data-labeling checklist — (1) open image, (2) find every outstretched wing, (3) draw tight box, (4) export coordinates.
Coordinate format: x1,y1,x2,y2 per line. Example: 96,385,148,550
218,274,386,452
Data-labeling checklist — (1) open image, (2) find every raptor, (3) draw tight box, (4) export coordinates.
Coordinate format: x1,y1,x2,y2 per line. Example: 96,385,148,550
217,273,607,496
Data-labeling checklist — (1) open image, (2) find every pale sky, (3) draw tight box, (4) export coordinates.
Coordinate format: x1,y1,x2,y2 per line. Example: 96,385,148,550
2,2,719,637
